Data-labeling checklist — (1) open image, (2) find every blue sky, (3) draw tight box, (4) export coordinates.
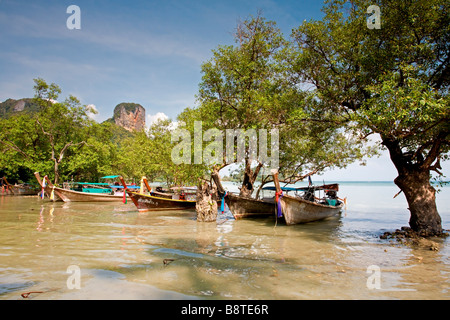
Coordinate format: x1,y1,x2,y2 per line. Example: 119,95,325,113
0,0,448,181
0,0,323,122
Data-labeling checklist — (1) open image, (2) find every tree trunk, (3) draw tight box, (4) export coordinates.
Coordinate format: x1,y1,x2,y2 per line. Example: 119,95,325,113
196,179,218,222
53,160,59,185
383,137,443,236
211,168,225,196
394,169,442,236
239,160,263,198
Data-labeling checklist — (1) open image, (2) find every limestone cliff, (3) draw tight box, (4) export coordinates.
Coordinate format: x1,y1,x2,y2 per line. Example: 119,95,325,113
0,98,39,118
112,103,146,132
1,98,147,133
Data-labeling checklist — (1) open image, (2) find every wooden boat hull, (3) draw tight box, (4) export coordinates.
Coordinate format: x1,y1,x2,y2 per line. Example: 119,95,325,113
225,193,275,219
280,194,343,225
13,188,40,196
1,186,39,196
150,191,173,199
52,187,126,202
127,191,196,212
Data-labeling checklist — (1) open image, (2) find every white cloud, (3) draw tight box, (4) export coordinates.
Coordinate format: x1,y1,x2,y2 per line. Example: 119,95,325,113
147,112,169,126
146,112,183,133
45,98,58,104
86,104,99,120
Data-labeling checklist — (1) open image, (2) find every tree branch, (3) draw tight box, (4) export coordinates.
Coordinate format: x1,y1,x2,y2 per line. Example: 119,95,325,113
421,131,448,170
0,139,31,160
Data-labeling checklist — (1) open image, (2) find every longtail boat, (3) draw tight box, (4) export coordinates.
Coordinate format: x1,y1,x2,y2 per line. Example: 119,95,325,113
1,177,40,196
119,176,196,212
210,171,275,219
271,171,343,225
34,172,139,202
224,192,275,219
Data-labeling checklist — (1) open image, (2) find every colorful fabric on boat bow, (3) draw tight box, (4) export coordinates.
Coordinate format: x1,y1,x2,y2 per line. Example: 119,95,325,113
275,191,283,218
50,186,55,200
220,191,227,214
40,176,46,199
140,177,145,194
123,187,127,204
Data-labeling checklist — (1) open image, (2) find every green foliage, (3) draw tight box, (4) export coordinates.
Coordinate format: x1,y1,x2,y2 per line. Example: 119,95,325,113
116,119,206,186
289,0,449,174
196,14,287,131
0,79,111,184
358,64,449,153
64,122,119,182
0,113,52,181
182,12,370,190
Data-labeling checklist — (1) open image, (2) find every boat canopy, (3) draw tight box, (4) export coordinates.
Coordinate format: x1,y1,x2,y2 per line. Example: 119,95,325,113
72,182,110,186
170,186,197,191
263,183,339,192
262,186,298,192
110,185,140,189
